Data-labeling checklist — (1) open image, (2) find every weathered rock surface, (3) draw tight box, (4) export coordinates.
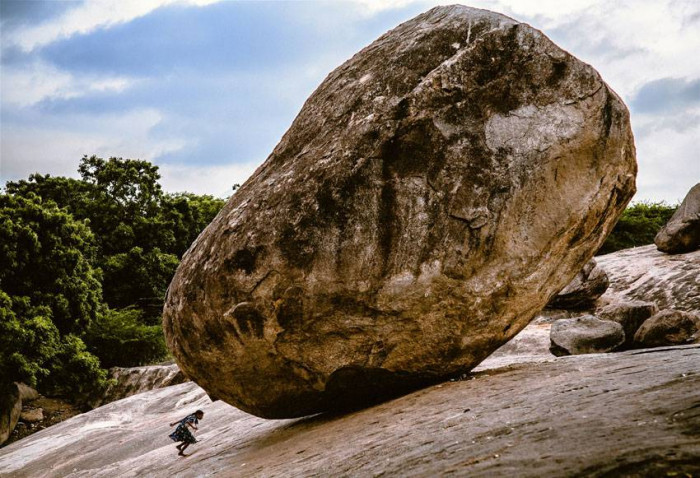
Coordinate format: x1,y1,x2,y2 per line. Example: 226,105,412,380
549,315,625,356
19,409,43,424
163,5,636,418
596,244,700,312
1,345,699,477
91,364,187,408
0,384,21,445
655,183,700,254
634,309,700,348
15,383,39,403
547,258,609,309
596,300,657,349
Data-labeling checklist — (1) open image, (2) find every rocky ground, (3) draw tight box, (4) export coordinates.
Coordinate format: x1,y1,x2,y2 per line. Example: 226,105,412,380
3,396,82,447
1,344,698,477
597,244,700,312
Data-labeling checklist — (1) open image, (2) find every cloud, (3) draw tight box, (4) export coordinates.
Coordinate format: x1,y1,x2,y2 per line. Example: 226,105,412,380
632,110,700,204
0,109,186,183
158,161,260,197
1,60,134,107
631,77,700,114
2,0,699,205
4,0,221,52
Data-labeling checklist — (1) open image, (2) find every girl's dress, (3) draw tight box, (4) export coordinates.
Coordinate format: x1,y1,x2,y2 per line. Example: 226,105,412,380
169,414,199,444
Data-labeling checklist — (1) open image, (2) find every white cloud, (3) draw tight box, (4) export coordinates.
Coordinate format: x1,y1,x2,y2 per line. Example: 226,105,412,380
8,0,222,52
632,108,700,204
1,61,134,107
0,109,187,182
158,161,260,197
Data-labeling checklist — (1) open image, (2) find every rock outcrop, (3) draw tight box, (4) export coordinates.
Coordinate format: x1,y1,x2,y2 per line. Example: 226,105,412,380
549,315,624,356
0,384,21,446
655,183,700,254
15,384,39,403
546,259,609,309
596,244,700,312
163,5,636,418
1,345,698,477
91,364,187,408
634,309,700,348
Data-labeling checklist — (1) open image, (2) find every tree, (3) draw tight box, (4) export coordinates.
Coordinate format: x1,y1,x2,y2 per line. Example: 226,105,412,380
2,156,226,390
0,195,108,397
85,308,168,369
4,157,226,314
0,293,60,388
161,192,226,257
101,247,179,314
0,194,102,334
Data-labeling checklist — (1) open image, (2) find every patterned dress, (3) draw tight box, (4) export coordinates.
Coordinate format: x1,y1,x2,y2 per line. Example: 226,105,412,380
169,414,199,444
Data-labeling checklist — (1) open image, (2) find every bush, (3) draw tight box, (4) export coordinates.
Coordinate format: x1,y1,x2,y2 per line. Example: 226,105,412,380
39,335,109,403
598,202,677,255
0,292,60,387
85,308,169,369
0,194,102,334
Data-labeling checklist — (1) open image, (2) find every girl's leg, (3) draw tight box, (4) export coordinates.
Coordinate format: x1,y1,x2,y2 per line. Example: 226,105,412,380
179,443,190,455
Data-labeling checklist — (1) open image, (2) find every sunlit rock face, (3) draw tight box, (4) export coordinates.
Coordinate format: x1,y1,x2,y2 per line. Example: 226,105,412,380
163,5,636,418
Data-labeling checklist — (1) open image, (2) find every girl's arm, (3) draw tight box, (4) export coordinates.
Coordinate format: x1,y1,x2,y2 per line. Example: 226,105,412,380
186,421,198,431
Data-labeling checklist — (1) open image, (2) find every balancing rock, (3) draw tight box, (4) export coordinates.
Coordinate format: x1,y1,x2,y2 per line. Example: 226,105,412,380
163,5,636,418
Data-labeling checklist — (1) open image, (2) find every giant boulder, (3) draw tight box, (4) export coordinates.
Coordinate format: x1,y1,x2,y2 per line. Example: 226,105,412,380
163,5,636,418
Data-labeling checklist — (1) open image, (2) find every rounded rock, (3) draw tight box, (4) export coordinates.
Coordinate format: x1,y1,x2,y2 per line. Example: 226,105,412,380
163,5,637,418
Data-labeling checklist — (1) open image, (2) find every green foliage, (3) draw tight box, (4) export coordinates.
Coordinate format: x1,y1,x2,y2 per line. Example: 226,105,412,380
598,201,677,255
5,156,225,314
0,194,102,334
101,247,179,313
85,308,169,369
1,155,226,400
0,292,61,387
161,193,226,257
39,335,109,401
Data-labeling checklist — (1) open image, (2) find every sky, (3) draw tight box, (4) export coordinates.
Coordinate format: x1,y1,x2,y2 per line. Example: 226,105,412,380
1,0,699,203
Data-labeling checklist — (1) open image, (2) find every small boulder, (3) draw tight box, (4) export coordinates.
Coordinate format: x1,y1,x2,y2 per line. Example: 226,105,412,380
597,300,658,349
550,315,625,356
20,408,44,423
16,383,39,402
655,183,700,254
547,259,609,310
634,309,700,348
1,383,21,445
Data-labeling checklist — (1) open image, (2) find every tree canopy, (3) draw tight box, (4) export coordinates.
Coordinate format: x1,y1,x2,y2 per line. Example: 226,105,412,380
1,156,226,399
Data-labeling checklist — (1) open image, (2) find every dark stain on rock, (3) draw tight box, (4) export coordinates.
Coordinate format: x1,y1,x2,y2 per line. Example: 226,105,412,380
547,60,568,87
277,287,305,332
225,246,265,275
602,90,614,137
225,302,265,343
279,202,317,271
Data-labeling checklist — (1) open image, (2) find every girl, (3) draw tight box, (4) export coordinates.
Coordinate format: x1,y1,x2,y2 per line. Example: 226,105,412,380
169,410,204,456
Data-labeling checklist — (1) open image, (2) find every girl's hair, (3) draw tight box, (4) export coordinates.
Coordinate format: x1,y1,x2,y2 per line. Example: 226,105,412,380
195,410,204,415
